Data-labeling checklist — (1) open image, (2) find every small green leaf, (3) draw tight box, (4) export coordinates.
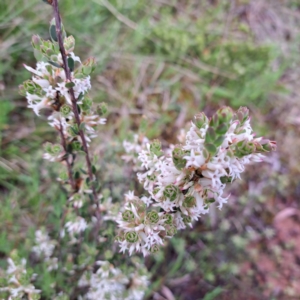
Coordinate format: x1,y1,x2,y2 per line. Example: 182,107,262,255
67,57,75,72
65,82,75,88
92,165,96,174
79,122,85,131
205,127,216,144
214,136,225,147
48,60,62,68
49,24,57,42
205,143,217,155
77,92,84,102
80,168,87,175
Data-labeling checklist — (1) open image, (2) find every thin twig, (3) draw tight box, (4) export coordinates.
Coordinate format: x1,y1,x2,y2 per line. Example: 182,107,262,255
58,121,76,191
52,0,99,215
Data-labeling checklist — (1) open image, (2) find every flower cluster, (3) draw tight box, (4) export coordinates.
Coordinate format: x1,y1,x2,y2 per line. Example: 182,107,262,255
0,251,41,300
19,20,107,151
32,229,58,272
117,107,276,255
78,260,149,300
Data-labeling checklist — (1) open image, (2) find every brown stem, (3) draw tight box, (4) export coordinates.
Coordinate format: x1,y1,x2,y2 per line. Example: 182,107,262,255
52,0,99,214
58,122,76,191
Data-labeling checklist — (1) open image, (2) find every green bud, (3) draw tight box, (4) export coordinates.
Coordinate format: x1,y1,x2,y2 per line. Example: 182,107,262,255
147,211,159,224
172,147,189,170
150,245,160,253
43,142,53,153
125,231,139,243
182,215,192,224
81,98,92,112
217,107,233,124
81,57,96,76
32,35,42,50
183,196,196,208
59,171,68,181
96,102,108,116
164,214,173,225
150,139,163,157
64,35,75,53
20,80,43,96
52,144,62,154
122,210,135,222
166,225,177,236
60,104,72,117
163,185,179,201
68,124,80,136
71,141,82,151
194,112,208,129
236,107,249,124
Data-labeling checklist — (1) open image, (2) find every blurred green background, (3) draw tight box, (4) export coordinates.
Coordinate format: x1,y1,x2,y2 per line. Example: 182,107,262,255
1,0,300,299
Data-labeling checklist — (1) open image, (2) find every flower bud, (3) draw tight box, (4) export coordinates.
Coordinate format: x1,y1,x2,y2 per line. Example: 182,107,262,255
163,185,179,201
194,112,208,129
164,214,173,225
96,102,108,116
82,57,96,75
122,210,135,222
236,106,249,124
166,225,177,237
52,144,62,154
125,231,139,243
172,147,188,170
183,196,196,208
150,245,160,253
150,140,163,157
216,107,233,124
147,211,159,224
60,104,72,117
31,35,42,49
64,35,75,53
182,215,192,224
20,80,43,96
71,141,82,152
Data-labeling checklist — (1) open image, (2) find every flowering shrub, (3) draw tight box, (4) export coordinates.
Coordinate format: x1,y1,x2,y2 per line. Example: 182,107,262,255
117,107,276,256
0,0,276,298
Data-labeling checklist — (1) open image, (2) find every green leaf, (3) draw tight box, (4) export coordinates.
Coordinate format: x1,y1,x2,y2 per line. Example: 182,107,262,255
92,165,97,174
215,124,228,135
80,168,87,175
205,143,217,155
67,57,75,72
48,60,62,68
49,24,57,42
79,122,85,131
65,82,75,88
214,135,225,147
205,127,216,144
77,92,84,102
